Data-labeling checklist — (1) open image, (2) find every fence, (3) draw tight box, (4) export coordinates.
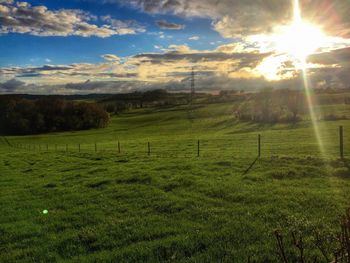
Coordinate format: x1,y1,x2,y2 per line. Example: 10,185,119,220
3,126,348,160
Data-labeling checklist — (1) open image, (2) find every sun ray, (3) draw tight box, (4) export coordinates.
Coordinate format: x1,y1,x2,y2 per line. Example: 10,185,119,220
292,0,325,156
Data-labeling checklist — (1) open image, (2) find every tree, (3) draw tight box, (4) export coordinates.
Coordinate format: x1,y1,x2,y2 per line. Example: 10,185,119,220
0,97,110,135
253,87,274,122
286,90,305,122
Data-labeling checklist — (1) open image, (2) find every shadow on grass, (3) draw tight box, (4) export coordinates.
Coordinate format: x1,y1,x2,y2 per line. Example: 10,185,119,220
339,158,350,178
227,121,308,135
242,156,259,175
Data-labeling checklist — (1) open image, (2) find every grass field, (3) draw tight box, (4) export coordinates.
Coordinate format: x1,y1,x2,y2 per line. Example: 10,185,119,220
1,102,350,262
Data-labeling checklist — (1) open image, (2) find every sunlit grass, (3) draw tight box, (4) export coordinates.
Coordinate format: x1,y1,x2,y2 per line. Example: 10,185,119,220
0,101,349,261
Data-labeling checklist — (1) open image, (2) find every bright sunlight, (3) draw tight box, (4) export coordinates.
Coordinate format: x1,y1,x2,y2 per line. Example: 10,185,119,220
255,0,331,80
274,0,326,63
273,22,325,63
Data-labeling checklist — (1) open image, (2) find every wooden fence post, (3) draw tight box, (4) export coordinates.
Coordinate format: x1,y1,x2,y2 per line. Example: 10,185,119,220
258,134,261,158
340,126,344,159
197,140,200,157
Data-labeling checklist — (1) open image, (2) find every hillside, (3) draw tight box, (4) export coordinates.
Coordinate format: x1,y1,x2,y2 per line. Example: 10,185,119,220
0,102,350,262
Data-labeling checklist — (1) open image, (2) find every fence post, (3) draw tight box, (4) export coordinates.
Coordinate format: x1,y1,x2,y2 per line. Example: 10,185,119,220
258,134,261,158
118,141,121,154
148,142,151,156
197,140,200,157
340,126,344,159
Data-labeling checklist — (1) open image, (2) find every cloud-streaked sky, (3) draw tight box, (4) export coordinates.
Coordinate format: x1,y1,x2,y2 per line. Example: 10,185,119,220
1,0,350,94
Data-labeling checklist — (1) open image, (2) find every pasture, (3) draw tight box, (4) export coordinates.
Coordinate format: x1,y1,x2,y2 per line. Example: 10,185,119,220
1,102,350,262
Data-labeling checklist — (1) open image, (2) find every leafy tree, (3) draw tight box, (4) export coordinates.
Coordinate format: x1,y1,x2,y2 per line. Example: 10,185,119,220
0,97,110,135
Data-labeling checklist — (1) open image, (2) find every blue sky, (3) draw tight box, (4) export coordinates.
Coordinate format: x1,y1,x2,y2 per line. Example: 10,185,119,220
0,0,228,67
1,0,350,94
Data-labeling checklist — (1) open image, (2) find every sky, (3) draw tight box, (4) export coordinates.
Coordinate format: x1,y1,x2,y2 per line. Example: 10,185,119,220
1,0,350,94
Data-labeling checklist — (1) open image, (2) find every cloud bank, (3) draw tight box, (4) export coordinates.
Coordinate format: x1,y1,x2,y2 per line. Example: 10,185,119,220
2,44,350,94
118,0,350,39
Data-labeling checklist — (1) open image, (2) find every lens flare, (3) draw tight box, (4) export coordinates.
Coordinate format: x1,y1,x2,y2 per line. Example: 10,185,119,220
273,0,326,65
292,0,325,156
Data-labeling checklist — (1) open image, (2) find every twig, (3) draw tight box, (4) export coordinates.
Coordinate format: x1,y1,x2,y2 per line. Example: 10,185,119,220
292,232,305,263
274,230,288,263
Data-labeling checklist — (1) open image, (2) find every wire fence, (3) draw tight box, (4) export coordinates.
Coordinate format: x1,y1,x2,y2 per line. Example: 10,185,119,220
3,126,348,160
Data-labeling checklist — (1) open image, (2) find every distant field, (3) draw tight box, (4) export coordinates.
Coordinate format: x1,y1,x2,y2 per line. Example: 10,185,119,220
1,102,350,262
5,102,350,159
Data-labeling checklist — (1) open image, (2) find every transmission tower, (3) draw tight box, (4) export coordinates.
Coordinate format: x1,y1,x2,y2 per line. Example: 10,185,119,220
190,67,195,103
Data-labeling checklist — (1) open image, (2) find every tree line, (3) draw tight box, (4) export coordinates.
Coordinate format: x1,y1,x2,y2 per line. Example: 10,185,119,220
100,89,191,114
0,96,110,135
234,88,307,123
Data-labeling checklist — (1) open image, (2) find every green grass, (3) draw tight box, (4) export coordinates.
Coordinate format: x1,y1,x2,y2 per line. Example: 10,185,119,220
1,102,350,262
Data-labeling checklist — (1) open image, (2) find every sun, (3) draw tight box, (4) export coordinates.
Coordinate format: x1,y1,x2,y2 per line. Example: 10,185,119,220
273,22,326,63
255,0,329,80
256,19,326,80
273,0,326,64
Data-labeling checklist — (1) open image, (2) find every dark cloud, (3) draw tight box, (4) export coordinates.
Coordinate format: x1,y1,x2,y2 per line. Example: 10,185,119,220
156,20,184,30
0,78,25,91
308,47,350,66
0,79,147,94
64,80,147,93
0,65,74,78
134,50,270,69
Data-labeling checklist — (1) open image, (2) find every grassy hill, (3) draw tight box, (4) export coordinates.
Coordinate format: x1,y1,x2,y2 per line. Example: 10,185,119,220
0,101,350,262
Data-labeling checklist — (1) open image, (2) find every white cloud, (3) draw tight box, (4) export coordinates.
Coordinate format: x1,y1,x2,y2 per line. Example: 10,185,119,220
101,54,121,62
0,1,145,37
0,0,13,4
189,36,199,41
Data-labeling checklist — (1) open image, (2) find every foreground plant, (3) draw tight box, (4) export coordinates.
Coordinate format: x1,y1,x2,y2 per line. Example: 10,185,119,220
274,208,350,263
